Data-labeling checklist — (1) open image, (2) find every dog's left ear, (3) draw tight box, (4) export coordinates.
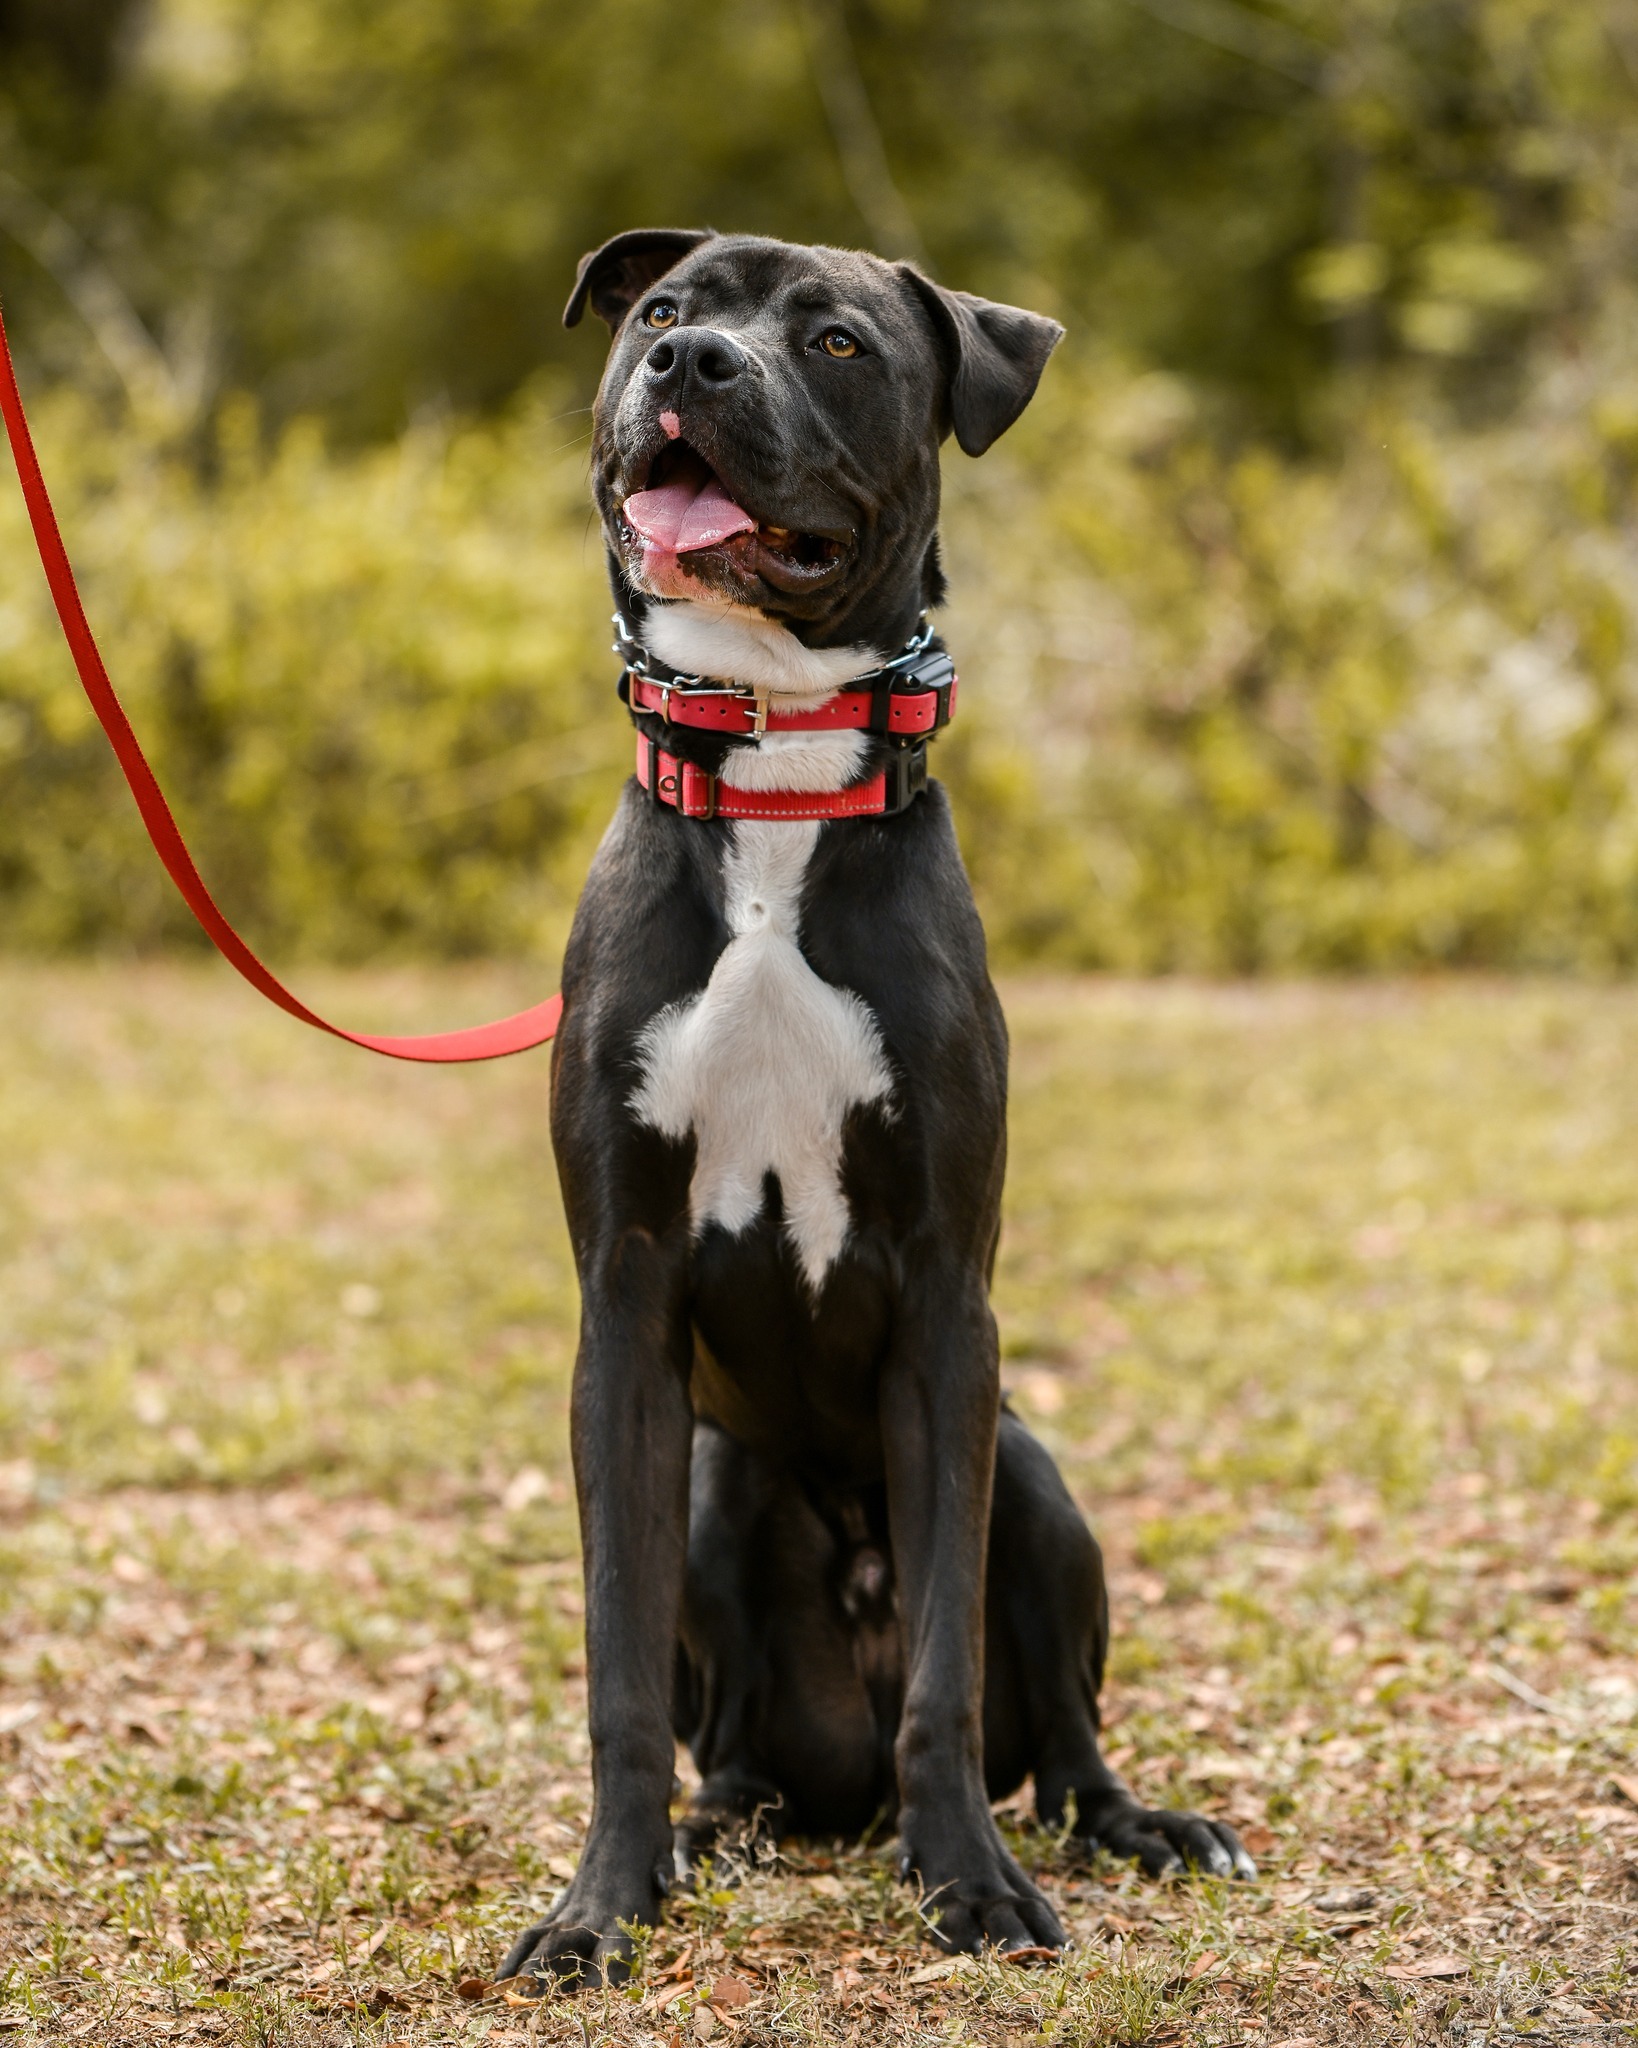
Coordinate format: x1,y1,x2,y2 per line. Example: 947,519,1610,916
900,270,1064,457
564,227,717,332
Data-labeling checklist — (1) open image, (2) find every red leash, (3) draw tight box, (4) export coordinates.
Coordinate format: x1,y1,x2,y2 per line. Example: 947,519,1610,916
0,303,561,1062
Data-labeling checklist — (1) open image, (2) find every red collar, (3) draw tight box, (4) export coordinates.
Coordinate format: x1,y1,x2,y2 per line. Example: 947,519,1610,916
619,613,957,821
635,736,928,820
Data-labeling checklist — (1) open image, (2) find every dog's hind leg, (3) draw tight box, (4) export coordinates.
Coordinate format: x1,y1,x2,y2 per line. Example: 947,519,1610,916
672,1421,787,1867
674,1421,894,1867
985,1406,1256,1880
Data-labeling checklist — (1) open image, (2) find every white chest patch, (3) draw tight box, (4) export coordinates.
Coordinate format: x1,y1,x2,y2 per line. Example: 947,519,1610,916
630,818,893,1293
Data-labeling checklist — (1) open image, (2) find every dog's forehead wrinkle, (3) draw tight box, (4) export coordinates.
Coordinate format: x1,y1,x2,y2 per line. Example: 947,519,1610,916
669,243,903,327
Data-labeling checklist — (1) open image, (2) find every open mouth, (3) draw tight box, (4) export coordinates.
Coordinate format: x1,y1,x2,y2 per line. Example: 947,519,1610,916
619,446,846,582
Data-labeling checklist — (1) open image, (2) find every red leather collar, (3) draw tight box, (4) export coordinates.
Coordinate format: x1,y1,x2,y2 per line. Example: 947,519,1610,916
626,667,956,738
635,736,928,821
620,613,957,822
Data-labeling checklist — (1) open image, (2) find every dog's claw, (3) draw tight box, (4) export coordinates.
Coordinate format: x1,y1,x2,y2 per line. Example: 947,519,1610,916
1000,1941,1061,1966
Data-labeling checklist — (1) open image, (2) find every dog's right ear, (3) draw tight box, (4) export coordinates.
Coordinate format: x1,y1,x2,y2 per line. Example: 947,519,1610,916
564,228,717,332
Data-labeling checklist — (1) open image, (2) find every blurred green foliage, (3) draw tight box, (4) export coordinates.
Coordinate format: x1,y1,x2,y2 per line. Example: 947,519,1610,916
0,384,618,958
4,0,1632,436
2,0,1638,966
947,315,1638,970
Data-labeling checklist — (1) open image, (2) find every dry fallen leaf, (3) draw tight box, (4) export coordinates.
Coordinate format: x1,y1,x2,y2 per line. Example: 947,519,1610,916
1611,1774,1638,1809
456,1975,491,2000
709,1974,754,2009
1314,1888,1376,1915
1382,1955,1469,1980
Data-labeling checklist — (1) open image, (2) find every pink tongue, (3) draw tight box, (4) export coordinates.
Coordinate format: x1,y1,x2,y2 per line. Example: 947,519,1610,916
624,472,756,553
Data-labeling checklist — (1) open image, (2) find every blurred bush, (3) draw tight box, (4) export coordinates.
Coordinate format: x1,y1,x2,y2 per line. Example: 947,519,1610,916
946,305,1638,970
7,303,1638,970
4,0,1638,969
0,381,621,959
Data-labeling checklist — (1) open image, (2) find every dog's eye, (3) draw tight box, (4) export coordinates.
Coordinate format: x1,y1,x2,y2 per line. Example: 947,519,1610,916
819,329,860,359
644,300,680,329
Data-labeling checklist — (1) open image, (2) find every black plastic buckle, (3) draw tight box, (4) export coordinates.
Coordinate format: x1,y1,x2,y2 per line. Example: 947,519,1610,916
907,648,955,726
884,739,930,814
869,647,955,736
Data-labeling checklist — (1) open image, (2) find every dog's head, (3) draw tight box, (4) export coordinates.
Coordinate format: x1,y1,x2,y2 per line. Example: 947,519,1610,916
566,230,1063,651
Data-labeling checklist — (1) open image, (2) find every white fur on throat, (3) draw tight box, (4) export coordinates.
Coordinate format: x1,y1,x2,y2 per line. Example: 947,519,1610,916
631,820,893,1292
644,600,884,703
719,730,869,791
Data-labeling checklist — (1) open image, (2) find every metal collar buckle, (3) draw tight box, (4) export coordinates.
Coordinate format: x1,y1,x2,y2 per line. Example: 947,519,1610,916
645,675,767,738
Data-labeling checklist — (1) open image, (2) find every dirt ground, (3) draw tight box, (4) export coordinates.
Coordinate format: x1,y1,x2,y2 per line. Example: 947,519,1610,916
1,966,1635,2046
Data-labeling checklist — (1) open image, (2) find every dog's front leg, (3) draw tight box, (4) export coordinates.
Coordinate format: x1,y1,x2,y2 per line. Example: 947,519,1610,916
498,1229,693,1988
882,1268,1067,1956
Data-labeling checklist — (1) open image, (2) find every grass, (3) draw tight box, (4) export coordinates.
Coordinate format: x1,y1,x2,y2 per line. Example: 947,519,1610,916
1,962,1636,2046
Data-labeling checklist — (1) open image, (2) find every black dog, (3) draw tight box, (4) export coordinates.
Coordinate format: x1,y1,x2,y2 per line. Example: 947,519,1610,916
499,230,1251,1987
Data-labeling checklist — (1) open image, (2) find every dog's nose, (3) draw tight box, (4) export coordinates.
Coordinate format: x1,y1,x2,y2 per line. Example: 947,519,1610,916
643,327,747,394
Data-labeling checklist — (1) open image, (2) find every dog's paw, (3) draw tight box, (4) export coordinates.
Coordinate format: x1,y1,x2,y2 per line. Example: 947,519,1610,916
1075,1793,1257,1881
671,1773,785,1880
495,1862,668,1993
901,1820,1067,1958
